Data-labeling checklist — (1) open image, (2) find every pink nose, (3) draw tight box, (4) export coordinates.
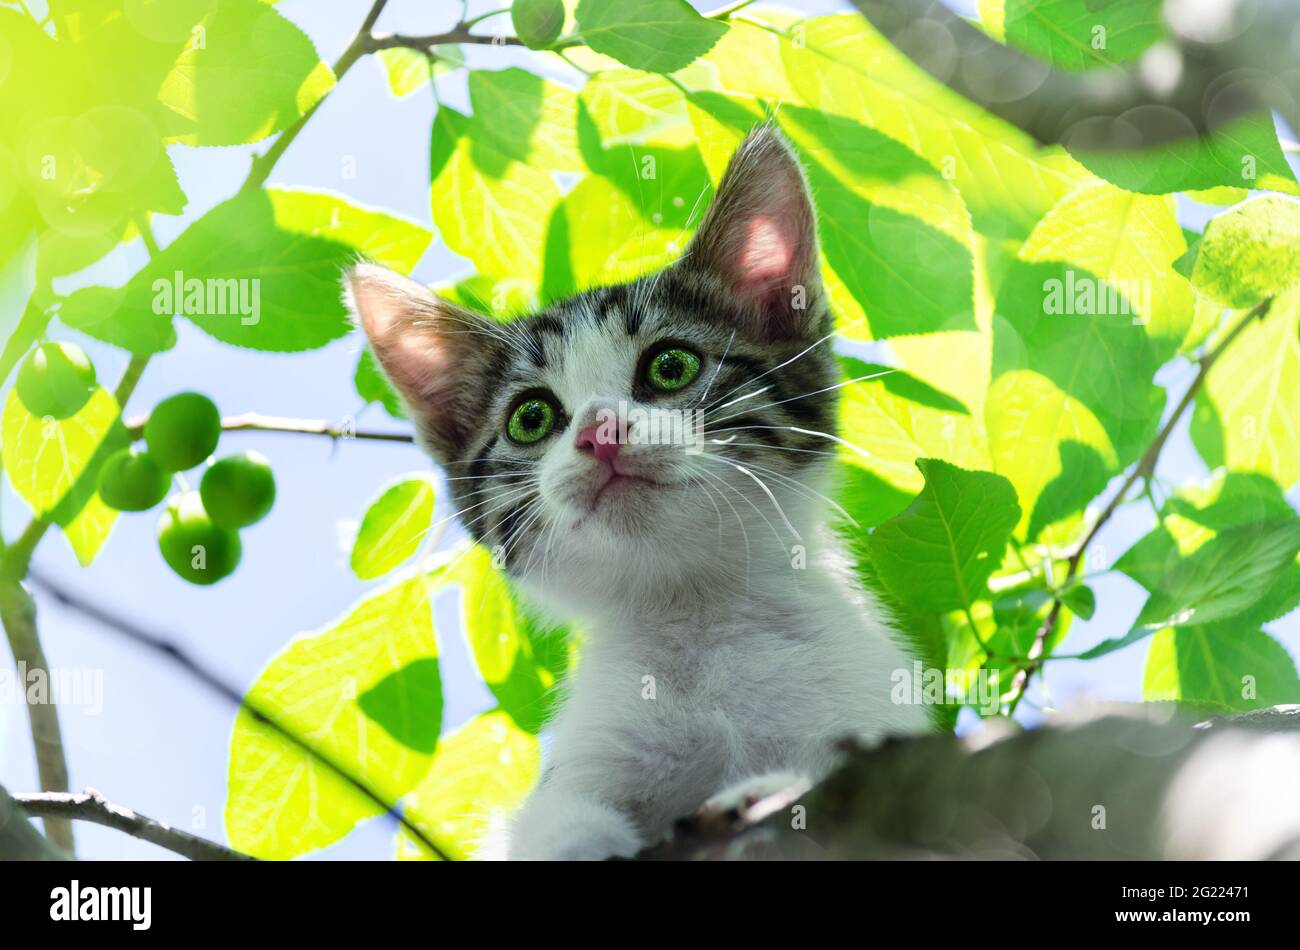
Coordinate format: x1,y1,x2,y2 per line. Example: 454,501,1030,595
575,423,621,465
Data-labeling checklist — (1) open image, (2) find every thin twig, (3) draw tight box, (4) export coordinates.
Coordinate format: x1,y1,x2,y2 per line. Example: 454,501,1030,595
122,411,415,444
1005,298,1274,712
15,789,255,861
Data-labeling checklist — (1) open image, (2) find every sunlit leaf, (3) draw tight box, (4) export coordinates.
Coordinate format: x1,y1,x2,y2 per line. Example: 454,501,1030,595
837,358,990,528
781,14,1089,241
453,546,569,734
64,188,431,353
1143,626,1300,713
468,68,583,171
225,578,441,859
350,477,435,581
1,386,120,516
1019,181,1194,361
430,107,561,286
398,709,540,860
160,0,335,145
1191,285,1300,490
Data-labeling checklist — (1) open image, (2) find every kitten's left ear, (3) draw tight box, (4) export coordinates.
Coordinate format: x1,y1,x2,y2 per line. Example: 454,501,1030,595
680,125,822,338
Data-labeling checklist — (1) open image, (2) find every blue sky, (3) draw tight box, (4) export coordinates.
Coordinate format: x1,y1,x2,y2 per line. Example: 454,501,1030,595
2,0,1297,859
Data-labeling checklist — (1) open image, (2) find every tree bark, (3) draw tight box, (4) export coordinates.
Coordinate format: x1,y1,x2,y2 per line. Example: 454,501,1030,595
640,704,1300,860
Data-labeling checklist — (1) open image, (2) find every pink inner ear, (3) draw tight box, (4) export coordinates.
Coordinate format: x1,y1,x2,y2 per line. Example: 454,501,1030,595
736,214,795,291
385,332,451,400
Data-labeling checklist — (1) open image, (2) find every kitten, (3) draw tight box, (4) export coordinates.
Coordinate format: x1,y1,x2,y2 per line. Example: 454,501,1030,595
346,127,933,860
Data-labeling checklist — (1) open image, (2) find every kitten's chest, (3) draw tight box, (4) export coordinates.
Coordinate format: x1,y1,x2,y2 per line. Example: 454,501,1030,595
584,603,849,744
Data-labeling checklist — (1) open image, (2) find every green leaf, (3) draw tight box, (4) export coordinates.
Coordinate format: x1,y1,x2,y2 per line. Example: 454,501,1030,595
1191,285,1300,489
1,386,119,516
73,188,430,353
581,69,692,148
1002,0,1163,70
688,19,799,101
377,45,465,99
987,260,1163,537
1025,441,1111,543
60,492,120,567
780,14,1088,241
836,358,991,528
1061,583,1095,621
576,0,728,73
1,382,125,564
350,477,435,581
468,68,583,171
1019,181,1194,361
513,0,566,50
453,546,569,733
225,578,441,859
354,348,406,419
999,0,1297,195
778,105,976,339
1137,519,1300,629
575,99,712,234
1081,518,1300,659
58,285,176,354
1185,196,1300,309
1116,471,1300,630
1,5,191,278
430,107,561,287
0,227,36,350
398,708,540,860
1143,627,1300,713
866,458,1021,613
946,581,1074,703
1071,113,1300,197
555,174,681,291
160,0,335,145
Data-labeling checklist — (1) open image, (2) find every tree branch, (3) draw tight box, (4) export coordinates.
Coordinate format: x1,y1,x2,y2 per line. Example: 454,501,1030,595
14,789,255,861
1005,298,1274,711
847,0,1299,151
0,580,72,852
26,569,453,861
640,704,1300,860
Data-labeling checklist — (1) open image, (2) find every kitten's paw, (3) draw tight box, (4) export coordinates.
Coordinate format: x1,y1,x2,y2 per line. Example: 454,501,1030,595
703,770,812,817
506,795,642,861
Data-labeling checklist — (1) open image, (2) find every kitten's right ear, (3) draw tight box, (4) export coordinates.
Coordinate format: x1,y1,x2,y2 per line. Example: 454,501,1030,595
345,262,498,464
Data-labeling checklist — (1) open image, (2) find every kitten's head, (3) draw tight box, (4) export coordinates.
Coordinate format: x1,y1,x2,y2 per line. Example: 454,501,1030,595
347,128,839,618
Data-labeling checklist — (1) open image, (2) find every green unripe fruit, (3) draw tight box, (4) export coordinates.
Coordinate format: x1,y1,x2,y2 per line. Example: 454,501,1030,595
145,392,221,471
200,451,276,528
512,0,564,50
16,342,97,419
98,447,170,512
157,492,241,585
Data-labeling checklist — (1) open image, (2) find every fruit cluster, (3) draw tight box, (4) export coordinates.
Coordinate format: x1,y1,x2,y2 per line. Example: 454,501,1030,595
17,343,275,586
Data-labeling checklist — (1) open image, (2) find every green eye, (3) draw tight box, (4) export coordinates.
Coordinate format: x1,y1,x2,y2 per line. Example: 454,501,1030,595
646,347,701,392
507,397,557,445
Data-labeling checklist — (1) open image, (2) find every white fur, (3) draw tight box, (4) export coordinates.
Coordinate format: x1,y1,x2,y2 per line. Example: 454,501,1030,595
490,316,931,859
